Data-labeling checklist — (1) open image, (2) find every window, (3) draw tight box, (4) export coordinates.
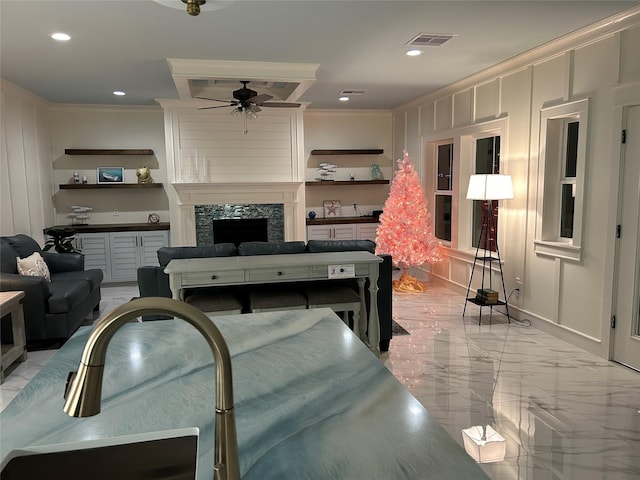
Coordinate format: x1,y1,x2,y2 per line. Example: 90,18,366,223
560,120,578,238
434,142,453,242
472,135,500,251
535,99,589,261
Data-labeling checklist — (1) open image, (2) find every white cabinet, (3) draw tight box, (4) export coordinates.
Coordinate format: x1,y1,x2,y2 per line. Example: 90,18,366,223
109,231,169,282
66,229,169,283
75,233,111,281
307,224,357,240
356,223,378,241
307,222,378,241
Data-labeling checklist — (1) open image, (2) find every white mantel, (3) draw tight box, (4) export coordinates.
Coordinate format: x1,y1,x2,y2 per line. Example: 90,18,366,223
170,182,305,245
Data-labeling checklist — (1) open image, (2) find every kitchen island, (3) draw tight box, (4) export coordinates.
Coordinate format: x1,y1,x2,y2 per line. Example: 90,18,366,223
0,308,488,479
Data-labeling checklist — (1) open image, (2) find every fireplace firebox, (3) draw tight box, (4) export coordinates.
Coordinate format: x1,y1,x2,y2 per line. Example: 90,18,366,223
212,218,268,246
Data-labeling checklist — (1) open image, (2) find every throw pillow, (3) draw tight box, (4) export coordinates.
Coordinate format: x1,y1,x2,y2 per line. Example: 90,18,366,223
16,251,51,281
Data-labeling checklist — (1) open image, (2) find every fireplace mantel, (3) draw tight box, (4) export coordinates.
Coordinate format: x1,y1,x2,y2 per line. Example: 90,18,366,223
170,182,305,245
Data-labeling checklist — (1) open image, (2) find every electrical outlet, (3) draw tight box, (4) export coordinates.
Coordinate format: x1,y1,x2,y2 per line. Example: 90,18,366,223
353,203,358,211
515,277,523,296
113,209,119,216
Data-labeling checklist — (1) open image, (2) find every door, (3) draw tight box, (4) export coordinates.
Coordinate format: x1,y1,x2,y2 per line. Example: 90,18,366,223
77,233,111,281
139,231,169,266
612,105,640,371
109,232,140,281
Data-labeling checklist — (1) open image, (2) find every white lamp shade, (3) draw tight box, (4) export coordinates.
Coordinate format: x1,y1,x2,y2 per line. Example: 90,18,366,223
462,425,507,463
466,174,514,200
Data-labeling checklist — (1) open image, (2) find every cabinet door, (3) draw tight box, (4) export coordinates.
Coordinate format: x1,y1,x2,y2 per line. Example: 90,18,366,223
139,231,169,266
333,224,356,240
109,232,140,281
356,223,378,241
76,233,111,281
307,225,333,240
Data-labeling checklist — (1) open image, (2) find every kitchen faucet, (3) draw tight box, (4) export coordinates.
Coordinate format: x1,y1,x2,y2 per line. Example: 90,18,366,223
63,297,240,480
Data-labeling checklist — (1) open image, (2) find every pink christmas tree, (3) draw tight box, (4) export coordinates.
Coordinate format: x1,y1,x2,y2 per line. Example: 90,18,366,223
375,150,442,292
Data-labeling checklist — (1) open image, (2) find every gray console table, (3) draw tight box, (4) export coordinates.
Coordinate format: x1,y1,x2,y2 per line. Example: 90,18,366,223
165,251,383,355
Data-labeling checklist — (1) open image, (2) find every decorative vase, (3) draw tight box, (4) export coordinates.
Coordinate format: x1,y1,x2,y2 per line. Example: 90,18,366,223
371,164,383,180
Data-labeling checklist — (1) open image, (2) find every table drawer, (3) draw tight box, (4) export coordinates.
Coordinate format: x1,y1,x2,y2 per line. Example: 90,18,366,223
310,263,371,279
181,270,245,286
247,266,309,282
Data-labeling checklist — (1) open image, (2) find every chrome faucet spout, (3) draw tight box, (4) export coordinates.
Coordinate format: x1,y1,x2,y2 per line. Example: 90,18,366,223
63,297,241,480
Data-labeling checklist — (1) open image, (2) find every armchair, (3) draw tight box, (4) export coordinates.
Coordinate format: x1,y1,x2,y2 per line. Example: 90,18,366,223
0,234,103,345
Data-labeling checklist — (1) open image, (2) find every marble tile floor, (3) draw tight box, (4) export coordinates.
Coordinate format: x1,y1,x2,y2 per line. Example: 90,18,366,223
2,281,639,480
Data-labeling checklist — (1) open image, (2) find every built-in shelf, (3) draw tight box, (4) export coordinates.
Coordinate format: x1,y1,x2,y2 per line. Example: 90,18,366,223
305,180,389,186
310,149,384,155
59,183,163,189
64,149,154,155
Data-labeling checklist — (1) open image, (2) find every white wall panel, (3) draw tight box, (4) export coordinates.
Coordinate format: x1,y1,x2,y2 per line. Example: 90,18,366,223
0,81,53,242
435,96,453,132
573,35,620,96
475,79,500,121
620,26,640,83
453,89,472,127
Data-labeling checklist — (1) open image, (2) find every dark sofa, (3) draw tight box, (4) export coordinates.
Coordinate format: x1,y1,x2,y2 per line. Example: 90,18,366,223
0,234,103,345
137,239,394,351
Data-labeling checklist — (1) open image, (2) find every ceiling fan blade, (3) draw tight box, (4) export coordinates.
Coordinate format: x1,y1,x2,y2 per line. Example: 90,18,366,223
248,105,262,113
261,102,302,108
248,93,273,105
195,96,234,103
198,105,233,110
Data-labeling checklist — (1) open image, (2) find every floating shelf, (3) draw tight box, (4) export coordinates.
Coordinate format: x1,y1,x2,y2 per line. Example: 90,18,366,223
305,180,389,186
64,149,154,155
59,183,163,189
310,149,383,155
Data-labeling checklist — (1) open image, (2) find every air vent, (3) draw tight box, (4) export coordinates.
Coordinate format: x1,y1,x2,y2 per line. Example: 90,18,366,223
340,89,366,96
406,33,457,47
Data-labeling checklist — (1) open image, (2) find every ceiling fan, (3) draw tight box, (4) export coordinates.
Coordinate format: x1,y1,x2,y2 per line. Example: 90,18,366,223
196,81,301,133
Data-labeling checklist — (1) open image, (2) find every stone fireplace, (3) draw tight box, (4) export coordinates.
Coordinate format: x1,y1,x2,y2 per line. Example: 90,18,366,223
195,203,285,246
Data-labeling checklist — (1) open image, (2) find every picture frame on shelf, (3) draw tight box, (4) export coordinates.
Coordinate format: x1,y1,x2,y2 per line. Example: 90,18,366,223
97,167,125,184
323,200,342,218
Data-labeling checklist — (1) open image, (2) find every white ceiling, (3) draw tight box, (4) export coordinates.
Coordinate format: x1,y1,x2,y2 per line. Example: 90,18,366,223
1,0,638,110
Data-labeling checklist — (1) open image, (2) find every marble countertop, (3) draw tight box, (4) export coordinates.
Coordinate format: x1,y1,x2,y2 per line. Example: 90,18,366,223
0,308,488,479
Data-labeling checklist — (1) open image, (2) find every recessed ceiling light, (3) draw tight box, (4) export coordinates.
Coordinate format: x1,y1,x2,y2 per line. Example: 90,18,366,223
113,91,126,96
406,49,422,57
50,32,71,41
339,96,350,102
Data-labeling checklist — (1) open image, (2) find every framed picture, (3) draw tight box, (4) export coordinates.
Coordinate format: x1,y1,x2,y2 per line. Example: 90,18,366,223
97,167,125,184
323,200,342,218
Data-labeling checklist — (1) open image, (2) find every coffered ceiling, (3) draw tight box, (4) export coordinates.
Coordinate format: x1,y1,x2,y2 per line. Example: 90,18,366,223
1,1,638,110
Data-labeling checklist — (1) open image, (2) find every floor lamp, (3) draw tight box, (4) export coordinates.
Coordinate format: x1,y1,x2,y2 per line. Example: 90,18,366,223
463,174,513,324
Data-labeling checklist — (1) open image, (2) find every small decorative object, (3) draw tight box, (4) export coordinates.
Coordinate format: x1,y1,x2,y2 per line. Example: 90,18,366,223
43,227,80,253
323,200,341,218
73,171,80,184
136,165,153,184
317,163,337,181
308,211,317,219
148,212,160,224
67,205,92,225
81,175,88,184
371,163,383,180
97,167,124,184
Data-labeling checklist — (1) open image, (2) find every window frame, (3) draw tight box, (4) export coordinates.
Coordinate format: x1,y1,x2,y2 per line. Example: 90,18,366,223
534,98,589,261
